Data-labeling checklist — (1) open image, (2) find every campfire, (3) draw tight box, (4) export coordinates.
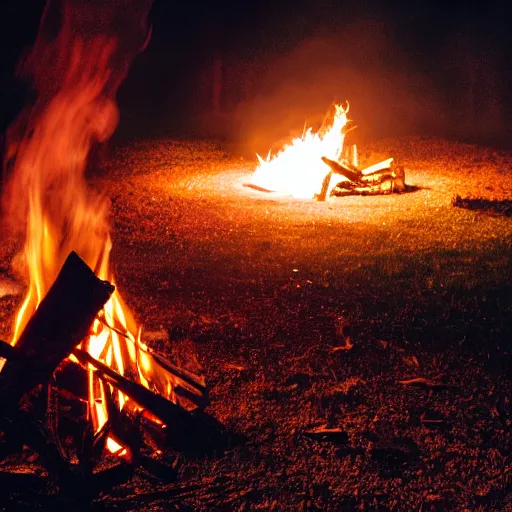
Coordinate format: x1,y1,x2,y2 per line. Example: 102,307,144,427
0,0,211,493
249,103,405,200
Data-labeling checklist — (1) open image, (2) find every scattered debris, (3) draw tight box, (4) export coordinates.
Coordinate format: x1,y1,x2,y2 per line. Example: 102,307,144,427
332,337,353,352
399,377,456,392
302,425,349,444
403,355,420,368
420,410,448,428
223,363,248,372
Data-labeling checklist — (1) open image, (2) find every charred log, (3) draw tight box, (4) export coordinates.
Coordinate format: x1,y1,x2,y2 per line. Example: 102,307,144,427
0,251,114,406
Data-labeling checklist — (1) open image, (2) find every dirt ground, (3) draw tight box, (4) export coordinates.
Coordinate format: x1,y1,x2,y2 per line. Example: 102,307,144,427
1,136,512,511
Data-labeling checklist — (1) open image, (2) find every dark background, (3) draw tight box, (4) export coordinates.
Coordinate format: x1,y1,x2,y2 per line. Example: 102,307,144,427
0,0,510,152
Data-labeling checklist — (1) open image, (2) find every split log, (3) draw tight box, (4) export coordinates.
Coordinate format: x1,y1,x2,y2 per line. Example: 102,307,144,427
321,156,362,184
321,155,406,197
0,251,114,406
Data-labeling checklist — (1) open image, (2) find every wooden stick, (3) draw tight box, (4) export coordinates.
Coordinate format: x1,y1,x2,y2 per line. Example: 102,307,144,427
148,350,206,397
72,348,199,431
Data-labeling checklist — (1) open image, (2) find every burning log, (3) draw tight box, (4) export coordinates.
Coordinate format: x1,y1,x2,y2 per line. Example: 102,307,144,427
0,251,114,406
321,156,362,184
72,348,225,456
0,334,221,467
316,158,363,201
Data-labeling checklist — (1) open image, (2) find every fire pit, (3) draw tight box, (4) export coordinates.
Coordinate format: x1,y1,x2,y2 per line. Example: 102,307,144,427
247,104,406,201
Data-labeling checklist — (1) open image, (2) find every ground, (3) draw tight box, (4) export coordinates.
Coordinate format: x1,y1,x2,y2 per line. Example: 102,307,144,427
1,137,512,511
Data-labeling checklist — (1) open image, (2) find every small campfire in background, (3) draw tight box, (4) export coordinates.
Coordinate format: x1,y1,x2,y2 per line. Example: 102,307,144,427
248,104,406,200
0,0,217,495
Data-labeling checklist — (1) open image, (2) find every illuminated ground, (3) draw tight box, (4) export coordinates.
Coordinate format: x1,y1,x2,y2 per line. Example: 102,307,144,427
1,137,512,510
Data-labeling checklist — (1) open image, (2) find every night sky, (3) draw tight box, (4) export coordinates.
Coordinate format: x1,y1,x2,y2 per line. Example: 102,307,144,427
0,0,510,149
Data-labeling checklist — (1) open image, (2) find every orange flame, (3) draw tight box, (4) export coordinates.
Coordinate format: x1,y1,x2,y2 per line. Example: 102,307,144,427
0,0,181,456
251,104,351,199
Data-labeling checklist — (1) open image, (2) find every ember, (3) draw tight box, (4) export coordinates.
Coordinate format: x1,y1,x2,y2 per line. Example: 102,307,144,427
0,0,208,491
249,103,405,200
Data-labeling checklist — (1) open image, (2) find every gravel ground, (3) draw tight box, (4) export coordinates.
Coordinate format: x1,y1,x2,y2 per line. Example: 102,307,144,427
1,136,512,511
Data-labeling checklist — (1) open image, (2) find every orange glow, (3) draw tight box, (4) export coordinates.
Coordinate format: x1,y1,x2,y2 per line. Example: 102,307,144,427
251,104,351,199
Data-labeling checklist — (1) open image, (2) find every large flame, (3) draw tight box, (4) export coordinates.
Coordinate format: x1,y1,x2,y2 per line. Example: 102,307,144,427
1,0,163,455
251,104,351,199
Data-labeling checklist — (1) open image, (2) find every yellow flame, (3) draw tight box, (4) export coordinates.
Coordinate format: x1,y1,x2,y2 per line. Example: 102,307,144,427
251,104,350,199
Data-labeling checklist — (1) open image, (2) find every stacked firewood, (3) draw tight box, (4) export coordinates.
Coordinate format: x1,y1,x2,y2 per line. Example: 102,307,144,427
0,252,220,496
317,156,406,201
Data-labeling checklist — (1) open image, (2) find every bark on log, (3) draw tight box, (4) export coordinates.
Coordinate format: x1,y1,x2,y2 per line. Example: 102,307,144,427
0,251,114,406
